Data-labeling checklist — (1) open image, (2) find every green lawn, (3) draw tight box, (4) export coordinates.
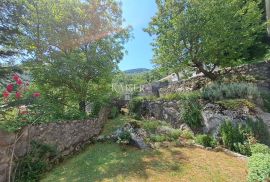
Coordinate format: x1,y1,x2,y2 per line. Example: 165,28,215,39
41,117,247,182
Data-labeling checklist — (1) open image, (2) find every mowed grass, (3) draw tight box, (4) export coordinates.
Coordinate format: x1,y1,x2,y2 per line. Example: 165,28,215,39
41,117,247,182
41,143,247,182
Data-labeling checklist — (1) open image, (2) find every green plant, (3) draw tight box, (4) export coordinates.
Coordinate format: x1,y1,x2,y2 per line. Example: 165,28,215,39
220,121,251,155
261,92,270,112
160,91,201,101
128,97,144,119
180,130,194,140
251,143,270,155
195,134,217,148
202,82,260,101
216,99,255,111
109,106,119,119
149,134,167,142
14,141,58,182
181,99,203,130
246,118,270,146
142,120,163,133
167,129,181,141
117,131,131,144
248,153,270,182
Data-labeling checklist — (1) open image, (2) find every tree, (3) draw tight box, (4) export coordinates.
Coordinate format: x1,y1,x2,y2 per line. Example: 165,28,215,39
146,0,265,80
22,0,130,113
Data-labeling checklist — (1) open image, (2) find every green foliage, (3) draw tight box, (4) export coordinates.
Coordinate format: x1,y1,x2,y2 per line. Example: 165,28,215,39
202,82,260,101
117,131,131,144
149,134,167,142
14,141,58,182
180,130,194,140
220,121,251,156
181,99,203,130
146,0,265,80
248,153,270,182
216,99,256,111
246,118,270,146
261,91,270,112
195,134,217,148
251,143,270,155
142,120,164,133
109,106,119,119
128,97,144,119
160,91,201,101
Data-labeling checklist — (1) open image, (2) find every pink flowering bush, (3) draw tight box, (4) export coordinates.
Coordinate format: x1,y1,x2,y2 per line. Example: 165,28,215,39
0,73,41,131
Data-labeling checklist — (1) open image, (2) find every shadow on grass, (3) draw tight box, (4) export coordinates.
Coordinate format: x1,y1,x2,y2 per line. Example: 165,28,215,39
42,143,184,182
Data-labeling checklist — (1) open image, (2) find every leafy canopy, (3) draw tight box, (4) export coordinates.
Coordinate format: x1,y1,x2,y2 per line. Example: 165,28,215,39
146,0,265,80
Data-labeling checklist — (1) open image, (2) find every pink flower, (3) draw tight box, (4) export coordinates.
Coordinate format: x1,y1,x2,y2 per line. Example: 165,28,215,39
15,92,21,99
33,92,41,98
6,84,14,92
13,74,20,81
16,79,23,85
2,91,9,98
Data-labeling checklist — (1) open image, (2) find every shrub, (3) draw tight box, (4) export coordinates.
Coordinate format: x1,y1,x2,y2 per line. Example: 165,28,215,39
202,82,260,101
246,118,270,146
149,134,167,142
109,106,119,119
117,131,131,144
261,91,270,112
216,99,255,111
167,129,181,140
195,134,217,148
248,153,270,182
251,143,270,155
220,121,251,155
181,99,203,130
128,97,144,119
142,120,163,133
180,130,194,140
14,141,58,182
160,91,201,101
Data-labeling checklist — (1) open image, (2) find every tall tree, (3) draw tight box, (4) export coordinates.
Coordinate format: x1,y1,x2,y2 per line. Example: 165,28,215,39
0,0,24,59
146,0,265,80
23,0,130,113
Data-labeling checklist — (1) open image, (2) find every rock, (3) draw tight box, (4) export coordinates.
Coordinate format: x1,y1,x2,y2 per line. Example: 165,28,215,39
130,132,149,149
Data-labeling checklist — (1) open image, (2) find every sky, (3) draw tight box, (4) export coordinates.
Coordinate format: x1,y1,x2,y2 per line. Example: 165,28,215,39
118,0,157,71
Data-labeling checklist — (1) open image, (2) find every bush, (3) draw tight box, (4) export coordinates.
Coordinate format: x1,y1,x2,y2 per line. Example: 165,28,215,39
181,99,203,130
109,106,119,119
216,99,255,111
246,118,270,146
195,134,217,148
248,153,270,182
251,143,270,155
167,129,181,140
180,130,194,140
142,120,164,133
128,97,144,119
149,134,167,142
117,131,131,144
202,82,260,101
160,91,201,101
14,141,58,182
220,121,251,155
261,91,270,112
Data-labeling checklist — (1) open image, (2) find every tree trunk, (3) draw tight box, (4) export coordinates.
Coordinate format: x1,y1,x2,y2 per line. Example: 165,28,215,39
79,100,86,113
193,61,217,80
266,0,270,36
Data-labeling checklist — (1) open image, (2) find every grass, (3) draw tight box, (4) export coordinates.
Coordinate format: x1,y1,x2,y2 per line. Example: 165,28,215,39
41,116,248,182
41,143,247,182
101,116,130,136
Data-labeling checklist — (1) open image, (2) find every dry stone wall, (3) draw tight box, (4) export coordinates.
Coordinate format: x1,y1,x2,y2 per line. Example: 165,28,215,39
0,108,109,182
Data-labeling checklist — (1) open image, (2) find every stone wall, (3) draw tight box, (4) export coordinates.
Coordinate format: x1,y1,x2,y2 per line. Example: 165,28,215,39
159,61,270,95
0,108,109,182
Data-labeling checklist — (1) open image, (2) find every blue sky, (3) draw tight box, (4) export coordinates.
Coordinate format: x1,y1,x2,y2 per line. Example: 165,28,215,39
118,0,157,71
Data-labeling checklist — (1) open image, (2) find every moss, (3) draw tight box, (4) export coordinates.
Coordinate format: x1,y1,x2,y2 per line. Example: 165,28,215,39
216,99,255,111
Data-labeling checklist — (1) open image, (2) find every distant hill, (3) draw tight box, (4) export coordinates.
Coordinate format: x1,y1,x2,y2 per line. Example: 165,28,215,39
124,68,150,74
